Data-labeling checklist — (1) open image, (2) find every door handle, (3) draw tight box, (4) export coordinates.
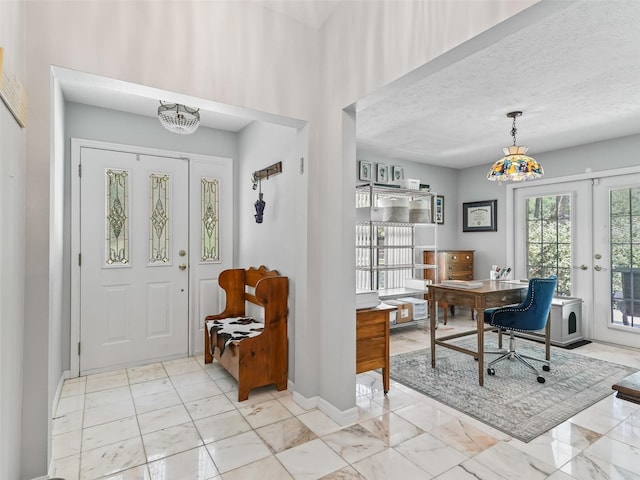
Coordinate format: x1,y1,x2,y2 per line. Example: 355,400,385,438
573,264,588,270
594,265,607,272
178,263,187,270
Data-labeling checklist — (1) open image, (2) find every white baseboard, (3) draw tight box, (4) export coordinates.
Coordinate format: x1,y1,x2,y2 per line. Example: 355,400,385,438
291,391,358,426
51,370,71,418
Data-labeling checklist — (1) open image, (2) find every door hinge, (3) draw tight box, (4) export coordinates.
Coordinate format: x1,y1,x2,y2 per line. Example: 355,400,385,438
78,342,81,355
78,253,81,266
78,164,82,177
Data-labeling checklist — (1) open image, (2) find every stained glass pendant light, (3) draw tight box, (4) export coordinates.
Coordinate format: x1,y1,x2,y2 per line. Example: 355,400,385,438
487,111,543,182
158,101,200,134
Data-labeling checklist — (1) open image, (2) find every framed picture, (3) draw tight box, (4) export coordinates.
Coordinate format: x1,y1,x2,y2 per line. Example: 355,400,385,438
377,163,390,183
435,195,445,224
359,161,373,181
392,166,404,181
463,199,497,232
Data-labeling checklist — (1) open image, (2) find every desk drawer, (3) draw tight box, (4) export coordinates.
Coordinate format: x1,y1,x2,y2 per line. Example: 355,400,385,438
356,321,386,340
483,290,523,307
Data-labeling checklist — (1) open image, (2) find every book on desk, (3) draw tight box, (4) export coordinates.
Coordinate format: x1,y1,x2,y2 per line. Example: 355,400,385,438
440,279,484,289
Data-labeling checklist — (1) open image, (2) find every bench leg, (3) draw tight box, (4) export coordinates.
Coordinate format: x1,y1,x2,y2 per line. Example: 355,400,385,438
276,375,287,392
204,330,213,364
237,385,251,402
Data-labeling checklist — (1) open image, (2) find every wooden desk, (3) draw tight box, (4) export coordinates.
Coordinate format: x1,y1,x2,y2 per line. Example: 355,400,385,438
428,280,528,386
356,304,395,394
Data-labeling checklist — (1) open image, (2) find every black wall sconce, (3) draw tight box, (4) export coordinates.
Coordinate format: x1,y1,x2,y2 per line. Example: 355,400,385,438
251,161,282,223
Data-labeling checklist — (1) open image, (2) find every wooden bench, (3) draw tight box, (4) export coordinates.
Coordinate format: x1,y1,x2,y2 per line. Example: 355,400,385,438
204,266,289,401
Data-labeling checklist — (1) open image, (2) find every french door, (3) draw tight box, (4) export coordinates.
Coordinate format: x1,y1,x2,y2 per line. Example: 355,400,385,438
513,173,640,349
73,140,233,375
592,173,640,347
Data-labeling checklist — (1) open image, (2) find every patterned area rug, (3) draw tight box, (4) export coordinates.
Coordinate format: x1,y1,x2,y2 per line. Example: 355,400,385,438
390,335,637,442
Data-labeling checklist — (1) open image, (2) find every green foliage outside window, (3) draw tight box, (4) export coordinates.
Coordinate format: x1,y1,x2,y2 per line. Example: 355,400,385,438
527,188,640,303
610,187,640,299
526,195,571,296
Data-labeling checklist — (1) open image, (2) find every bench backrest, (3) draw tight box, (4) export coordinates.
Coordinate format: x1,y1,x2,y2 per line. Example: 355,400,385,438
217,266,288,329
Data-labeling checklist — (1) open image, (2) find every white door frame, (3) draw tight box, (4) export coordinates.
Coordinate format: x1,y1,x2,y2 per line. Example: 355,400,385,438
70,138,234,376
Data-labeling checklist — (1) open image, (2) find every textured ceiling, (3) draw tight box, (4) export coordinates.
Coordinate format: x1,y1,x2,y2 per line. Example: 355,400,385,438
356,0,640,168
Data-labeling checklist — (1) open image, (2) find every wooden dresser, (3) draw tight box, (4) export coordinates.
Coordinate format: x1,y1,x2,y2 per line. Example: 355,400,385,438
356,304,395,394
424,250,474,282
424,250,474,323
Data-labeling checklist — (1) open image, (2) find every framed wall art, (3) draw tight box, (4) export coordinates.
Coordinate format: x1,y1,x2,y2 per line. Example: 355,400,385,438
377,163,390,184
359,161,373,181
435,195,444,224
392,166,404,181
463,199,497,232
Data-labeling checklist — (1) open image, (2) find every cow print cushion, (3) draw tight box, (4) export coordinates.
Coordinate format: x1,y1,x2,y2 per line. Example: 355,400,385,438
206,317,264,356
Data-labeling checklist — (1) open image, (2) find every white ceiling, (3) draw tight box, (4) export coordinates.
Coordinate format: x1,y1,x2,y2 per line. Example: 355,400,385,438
58,1,640,171
356,0,640,168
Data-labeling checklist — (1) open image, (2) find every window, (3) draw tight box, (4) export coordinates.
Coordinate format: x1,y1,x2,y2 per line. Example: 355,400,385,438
526,194,571,295
610,187,640,327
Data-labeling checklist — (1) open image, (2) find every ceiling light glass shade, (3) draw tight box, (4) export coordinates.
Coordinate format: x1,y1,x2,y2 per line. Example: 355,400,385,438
158,102,200,134
487,145,543,181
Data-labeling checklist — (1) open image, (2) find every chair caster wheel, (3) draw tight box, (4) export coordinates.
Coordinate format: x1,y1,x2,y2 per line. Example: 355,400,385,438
487,368,495,376
537,376,546,383
542,365,550,372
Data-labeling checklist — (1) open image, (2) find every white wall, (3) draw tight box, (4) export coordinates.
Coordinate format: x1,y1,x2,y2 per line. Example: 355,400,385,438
22,1,537,476
237,121,300,378
311,0,538,412
0,1,26,479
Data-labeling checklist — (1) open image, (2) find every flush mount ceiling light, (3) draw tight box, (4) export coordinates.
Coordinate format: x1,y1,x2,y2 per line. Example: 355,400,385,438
158,101,200,135
487,111,543,182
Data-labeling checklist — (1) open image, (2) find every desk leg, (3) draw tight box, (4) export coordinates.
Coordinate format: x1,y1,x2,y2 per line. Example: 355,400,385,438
476,296,485,386
430,293,436,368
384,323,390,394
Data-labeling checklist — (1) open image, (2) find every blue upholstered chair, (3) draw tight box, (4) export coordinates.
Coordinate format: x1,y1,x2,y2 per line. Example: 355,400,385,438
484,276,557,383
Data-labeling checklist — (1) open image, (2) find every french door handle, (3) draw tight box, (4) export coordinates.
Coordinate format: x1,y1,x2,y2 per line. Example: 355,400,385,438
594,265,607,272
573,264,588,270
178,263,187,271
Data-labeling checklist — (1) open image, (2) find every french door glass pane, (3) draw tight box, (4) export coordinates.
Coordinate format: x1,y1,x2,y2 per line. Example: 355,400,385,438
526,194,571,295
610,187,640,328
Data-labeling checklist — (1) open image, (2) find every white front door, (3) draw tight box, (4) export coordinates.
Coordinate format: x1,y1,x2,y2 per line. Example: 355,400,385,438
592,173,640,347
80,147,189,373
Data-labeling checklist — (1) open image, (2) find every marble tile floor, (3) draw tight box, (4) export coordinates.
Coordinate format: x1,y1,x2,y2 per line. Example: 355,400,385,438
51,313,640,480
